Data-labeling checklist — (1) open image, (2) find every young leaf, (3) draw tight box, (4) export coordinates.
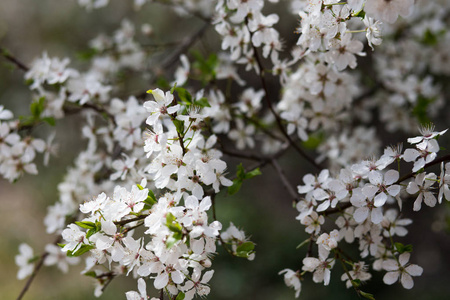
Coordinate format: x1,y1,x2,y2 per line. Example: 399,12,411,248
244,168,261,180
173,119,185,135
67,244,95,257
360,291,376,300
228,179,243,195
194,97,211,107
75,221,96,229
236,242,255,253
175,87,193,105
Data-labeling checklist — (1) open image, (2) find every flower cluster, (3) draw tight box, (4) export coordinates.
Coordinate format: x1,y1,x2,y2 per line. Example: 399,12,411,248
5,0,450,299
281,125,448,297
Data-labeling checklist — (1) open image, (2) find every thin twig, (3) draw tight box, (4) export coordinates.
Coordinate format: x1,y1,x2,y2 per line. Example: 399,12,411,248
246,23,323,171
16,236,61,300
0,47,29,71
271,159,300,202
396,153,450,184
153,0,212,23
160,22,210,71
322,153,450,216
221,148,264,161
114,214,148,226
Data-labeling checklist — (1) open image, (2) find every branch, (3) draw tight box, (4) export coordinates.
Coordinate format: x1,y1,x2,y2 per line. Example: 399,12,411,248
160,22,210,71
322,153,450,216
0,47,29,72
153,0,212,23
271,159,300,202
221,148,264,161
396,153,450,184
246,24,323,171
16,236,61,300
114,214,148,226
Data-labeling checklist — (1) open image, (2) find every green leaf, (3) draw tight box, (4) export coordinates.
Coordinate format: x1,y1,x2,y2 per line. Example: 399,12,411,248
191,50,218,83
166,232,182,249
351,279,361,288
302,132,325,149
166,212,176,224
244,168,261,180
175,87,193,105
67,244,94,257
170,82,177,94
236,242,255,253
42,117,56,126
86,228,96,239
403,244,413,253
156,77,171,90
173,119,185,135
412,96,434,125
166,212,182,233
394,242,404,253
421,29,438,46
228,164,261,195
147,189,157,202
167,223,182,233
296,238,311,249
360,291,376,300
30,96,45,118
175,292,185,300
194,97,211,107
57,243,66,248
236,164,246,180
228,179,243,195
84,271,97,278
352,9,365,19
143,188,157,209
235,242,255,258
75,221,96,229
76,48,98,61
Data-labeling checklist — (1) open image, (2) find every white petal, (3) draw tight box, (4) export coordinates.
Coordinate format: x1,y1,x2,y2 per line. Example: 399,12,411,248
362,185,378,198
405,264,423,276
400,273,414,289
387,185,400,197
385,170,399,185
154,272,169,289
398,253,410,266
374,193,387,207
171,270,184,284
201,270,215,283
369,171,383,185
406,182,419,194
383,271,399,285
353,207,369,223
371,208,383,224
137,278,147,297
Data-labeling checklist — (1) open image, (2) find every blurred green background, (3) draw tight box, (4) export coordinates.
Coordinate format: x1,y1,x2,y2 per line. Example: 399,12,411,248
1,0,449,299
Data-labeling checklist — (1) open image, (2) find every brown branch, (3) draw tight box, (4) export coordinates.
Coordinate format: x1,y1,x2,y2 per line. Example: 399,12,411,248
396,153,450,184
153,0,212,23
16,236,61,300
114,214,148,226
1,47,29,71
160,22,210,71
271,159,300,202
221,148,264,161
246,23,323,171
322,153,450,216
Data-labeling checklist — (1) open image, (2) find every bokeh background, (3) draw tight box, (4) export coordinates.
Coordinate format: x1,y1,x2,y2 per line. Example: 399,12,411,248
1,0,450,299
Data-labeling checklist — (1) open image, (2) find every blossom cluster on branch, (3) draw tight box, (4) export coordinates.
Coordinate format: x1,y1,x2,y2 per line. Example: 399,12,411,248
2,0,450,299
